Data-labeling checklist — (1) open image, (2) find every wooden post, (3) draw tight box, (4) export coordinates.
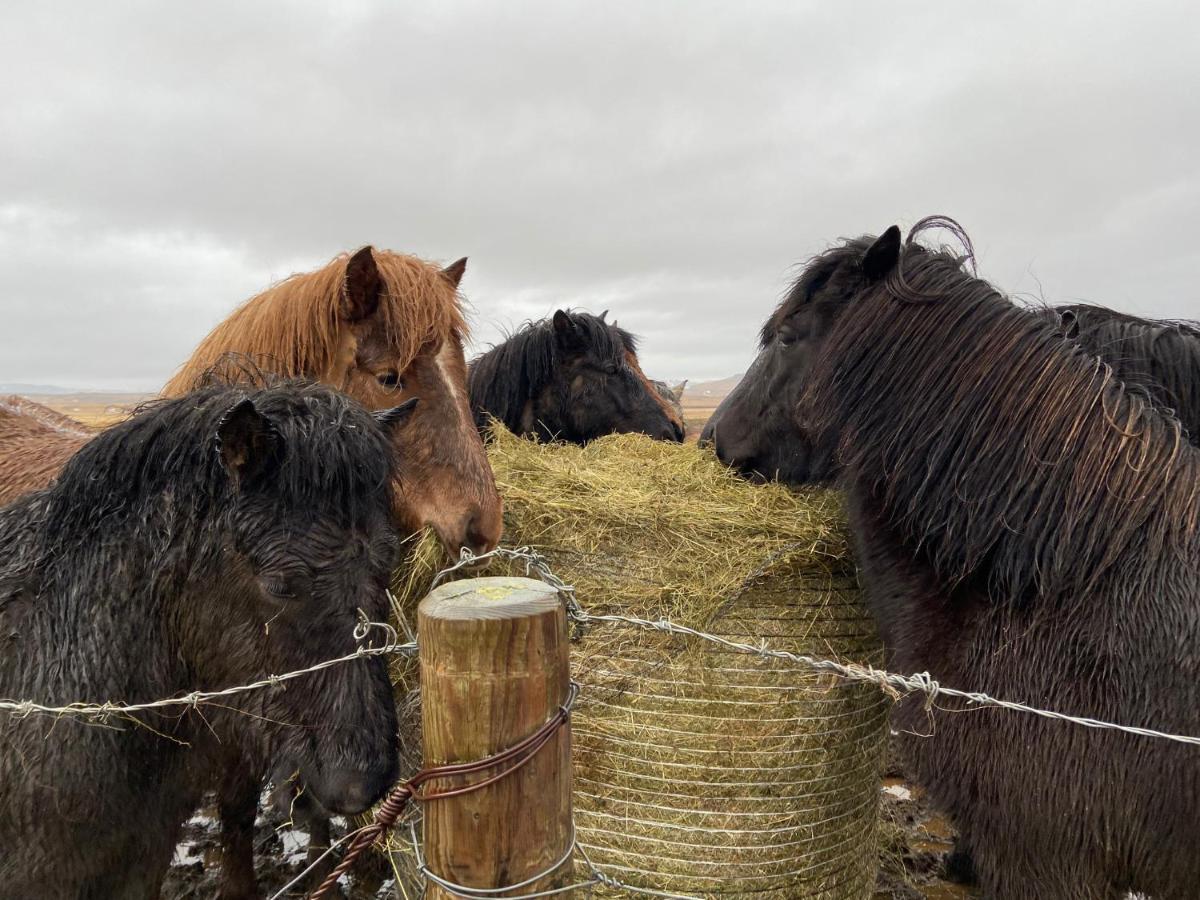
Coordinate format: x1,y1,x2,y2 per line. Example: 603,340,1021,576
418,576,574,898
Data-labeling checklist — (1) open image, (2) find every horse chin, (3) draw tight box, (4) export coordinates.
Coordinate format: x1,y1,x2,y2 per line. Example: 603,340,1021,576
295,759,397,817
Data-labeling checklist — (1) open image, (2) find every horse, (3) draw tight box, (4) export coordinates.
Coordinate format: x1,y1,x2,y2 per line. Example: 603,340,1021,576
0,246,504,896
0,379,413,899
703,296,1200,484
1,246,501,555
650,378,688,430
1056,303,1200,437
467,309,685,443
753,217,1199,899
0,396,96,506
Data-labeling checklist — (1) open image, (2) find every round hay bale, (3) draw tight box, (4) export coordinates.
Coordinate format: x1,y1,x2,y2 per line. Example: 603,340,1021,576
389,428,888,898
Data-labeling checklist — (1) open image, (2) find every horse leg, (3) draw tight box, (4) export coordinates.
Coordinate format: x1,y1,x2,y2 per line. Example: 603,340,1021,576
943,834,978,885
216,762,263,900
305,813,335,877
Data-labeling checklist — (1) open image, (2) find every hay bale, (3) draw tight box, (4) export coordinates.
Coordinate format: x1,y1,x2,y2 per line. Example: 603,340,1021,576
389,428,888,899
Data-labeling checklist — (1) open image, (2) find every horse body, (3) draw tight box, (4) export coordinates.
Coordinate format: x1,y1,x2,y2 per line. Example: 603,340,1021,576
772,220,1199,898
0,397,91,505
0,381,408,898
468,309,684,443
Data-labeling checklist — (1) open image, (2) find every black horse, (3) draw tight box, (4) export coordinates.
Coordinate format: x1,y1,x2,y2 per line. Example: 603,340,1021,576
704,292,1200,483
748,218,1198,899
468,309,684,443
0,380,413,898
705,277,1200,887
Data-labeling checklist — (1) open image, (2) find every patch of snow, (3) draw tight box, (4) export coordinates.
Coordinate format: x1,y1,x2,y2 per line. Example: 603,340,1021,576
278,828,310,865
172,842,204,867
881,784,912,801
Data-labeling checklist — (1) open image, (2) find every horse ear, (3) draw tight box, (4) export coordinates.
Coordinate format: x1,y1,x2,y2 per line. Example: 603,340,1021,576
440,257,468,288
373,397,418,435
672,380,688,402
552,310,585,351
598,309,609,322
216,399,281,486
862,226,902,281
342,246,382,321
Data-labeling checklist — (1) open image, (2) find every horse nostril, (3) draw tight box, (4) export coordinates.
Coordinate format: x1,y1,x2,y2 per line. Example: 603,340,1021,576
672,421,685,442
463,507,500,557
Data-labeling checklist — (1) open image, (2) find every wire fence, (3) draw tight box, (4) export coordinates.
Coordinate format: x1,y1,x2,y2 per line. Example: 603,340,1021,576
4,544,1197,747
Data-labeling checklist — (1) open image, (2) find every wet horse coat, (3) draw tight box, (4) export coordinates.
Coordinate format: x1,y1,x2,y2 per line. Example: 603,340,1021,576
0,381,407,898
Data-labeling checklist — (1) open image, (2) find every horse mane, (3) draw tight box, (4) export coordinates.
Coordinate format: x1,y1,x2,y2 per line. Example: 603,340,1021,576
806,221,1200,601
1051,303,1200,439
1,377,394,602
163,250,468,395
467,310,638,431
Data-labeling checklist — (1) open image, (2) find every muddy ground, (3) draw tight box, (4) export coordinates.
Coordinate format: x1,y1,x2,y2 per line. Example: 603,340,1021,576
163,772,977,899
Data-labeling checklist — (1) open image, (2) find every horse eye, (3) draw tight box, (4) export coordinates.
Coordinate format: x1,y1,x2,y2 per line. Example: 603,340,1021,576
377,370,402,389
261,577,297,601
603,362,619,375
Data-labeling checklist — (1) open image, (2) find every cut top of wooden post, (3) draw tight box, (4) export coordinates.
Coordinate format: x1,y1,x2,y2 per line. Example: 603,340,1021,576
420,575,561,625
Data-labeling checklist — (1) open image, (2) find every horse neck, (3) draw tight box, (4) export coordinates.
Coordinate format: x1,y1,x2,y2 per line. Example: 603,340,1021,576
823,289,1200,602
469,334,554,435
1,501,207,709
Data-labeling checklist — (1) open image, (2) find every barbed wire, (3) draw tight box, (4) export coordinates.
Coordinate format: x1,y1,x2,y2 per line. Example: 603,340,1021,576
448,545,1200,749
0,606,415,722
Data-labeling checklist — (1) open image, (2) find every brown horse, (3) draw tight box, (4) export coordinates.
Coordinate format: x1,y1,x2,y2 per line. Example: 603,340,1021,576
1,247,501,554
0,397,96,505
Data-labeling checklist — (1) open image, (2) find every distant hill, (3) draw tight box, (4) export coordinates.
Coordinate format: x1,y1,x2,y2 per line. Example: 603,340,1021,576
0,382,76,395
681,375,743,407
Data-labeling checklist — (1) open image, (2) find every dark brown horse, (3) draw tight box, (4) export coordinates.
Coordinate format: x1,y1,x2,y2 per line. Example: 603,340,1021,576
761,219,1198,898
467,309,685,443
0,379,411,898
706,253,1200,890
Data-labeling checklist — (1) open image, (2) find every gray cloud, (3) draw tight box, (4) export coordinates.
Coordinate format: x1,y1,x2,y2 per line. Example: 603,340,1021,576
1,1,1197,390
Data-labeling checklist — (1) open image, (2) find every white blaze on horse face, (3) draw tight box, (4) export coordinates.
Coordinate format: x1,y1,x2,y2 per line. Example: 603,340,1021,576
436,340,474,437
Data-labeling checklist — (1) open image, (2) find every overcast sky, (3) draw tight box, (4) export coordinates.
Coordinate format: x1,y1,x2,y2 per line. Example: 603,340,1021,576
1,2,1197,391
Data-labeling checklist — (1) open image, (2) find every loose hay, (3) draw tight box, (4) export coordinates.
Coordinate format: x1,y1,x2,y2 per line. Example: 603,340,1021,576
387,427,888,898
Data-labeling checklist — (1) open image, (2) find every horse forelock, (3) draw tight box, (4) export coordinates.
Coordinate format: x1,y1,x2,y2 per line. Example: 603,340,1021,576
806,233,1200,602
163,249,468,396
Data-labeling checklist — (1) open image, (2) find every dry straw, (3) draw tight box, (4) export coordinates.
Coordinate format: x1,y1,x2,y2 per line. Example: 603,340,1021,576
386,428,888,898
